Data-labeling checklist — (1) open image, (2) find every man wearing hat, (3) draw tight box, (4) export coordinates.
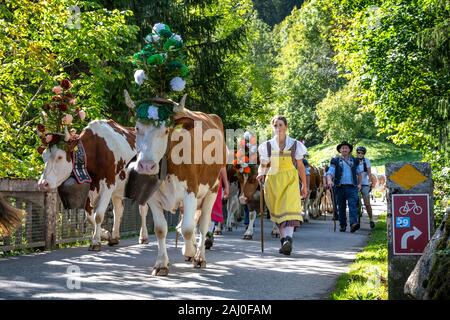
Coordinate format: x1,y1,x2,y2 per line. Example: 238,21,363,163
326,141,363,232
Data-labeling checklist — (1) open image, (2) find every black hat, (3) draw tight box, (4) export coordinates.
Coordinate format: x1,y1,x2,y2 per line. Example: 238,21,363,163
337,141,353,152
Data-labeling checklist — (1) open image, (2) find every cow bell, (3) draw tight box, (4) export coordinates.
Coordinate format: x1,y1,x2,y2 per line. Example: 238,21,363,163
125,168,160,205
58,176,90,210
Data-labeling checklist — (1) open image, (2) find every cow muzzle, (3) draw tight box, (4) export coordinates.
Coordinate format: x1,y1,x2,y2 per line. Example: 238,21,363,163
239,195,248,205
136,159,159,175
38,179,51,191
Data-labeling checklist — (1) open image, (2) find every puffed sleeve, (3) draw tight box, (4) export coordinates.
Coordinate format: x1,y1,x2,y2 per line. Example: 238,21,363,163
258,142,270,162
294,141,307,160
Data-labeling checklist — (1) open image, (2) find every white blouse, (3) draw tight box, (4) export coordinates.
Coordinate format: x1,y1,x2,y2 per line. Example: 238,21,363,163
258,136,307,162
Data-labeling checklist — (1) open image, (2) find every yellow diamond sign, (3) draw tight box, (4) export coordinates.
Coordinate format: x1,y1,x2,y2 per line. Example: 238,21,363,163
389,164,427,190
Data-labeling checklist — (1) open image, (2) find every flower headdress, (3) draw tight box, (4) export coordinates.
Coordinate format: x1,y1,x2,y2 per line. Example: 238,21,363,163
130,23,189,127
232,131,259,176
36,79,86,153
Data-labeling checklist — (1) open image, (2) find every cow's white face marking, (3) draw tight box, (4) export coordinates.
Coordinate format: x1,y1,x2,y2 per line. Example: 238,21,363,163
135,121,170,175
39,146,72,190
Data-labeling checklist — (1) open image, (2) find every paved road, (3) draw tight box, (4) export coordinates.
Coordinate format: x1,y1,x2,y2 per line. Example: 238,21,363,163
0,202,386,300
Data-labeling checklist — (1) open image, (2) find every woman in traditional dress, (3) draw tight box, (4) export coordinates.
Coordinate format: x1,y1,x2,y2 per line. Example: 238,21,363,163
205,167,230,249
257,115,308,255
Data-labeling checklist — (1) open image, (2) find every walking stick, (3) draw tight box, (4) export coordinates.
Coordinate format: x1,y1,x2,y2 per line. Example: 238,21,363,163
259,180,264,253
357,190,363,225
330,187,338,232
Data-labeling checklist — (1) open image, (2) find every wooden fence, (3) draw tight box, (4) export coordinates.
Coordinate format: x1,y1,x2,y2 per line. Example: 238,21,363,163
0,179,179,253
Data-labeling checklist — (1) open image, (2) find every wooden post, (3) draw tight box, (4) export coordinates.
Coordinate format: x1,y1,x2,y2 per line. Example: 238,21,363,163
386,162,435,300
44,191,58,250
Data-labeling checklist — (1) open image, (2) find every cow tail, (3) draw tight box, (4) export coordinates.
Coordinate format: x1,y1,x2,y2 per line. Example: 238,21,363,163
0,195,26,236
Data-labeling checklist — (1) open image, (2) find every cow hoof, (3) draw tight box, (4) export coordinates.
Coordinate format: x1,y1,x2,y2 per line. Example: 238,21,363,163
185,256,193,262
193,260,206,268
88,244,101,251
139,238,149,244
214,230,222,235
151,267,169,276
243,234,253,240
205,239,213,250
227,227,232,231
271,233,280,238
108,238,120,246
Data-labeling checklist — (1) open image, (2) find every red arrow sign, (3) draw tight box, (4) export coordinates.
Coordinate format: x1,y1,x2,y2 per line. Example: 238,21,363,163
392,194,430,255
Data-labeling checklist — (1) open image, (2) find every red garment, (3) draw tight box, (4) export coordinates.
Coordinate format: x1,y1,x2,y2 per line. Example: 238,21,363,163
211,176,224,223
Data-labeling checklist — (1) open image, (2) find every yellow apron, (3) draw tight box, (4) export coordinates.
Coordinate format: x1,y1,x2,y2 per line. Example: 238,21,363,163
264,150,303,224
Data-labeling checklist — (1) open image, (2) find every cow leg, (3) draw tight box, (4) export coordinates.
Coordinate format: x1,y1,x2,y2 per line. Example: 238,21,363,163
215,222,222,235
109,195,124,246
181,193,197,260
243,210,256,240
194,191,216,268
271,222,280,238
226,203,234,231
89,189,113,251
148,200,169,276
85,212,111,241
138,205,149,244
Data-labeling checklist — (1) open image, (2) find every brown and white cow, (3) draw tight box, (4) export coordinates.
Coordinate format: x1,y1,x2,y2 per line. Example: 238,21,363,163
37,120,149,250
126,95,226,276
304,165,324,219
370,173,387,202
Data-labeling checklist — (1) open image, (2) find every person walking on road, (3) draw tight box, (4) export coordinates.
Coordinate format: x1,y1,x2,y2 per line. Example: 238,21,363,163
257,115,308,255
356,146,375,229
326,141,363,233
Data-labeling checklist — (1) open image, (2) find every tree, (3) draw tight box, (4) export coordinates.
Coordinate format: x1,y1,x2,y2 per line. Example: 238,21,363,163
330,0,449,222
252,0,304,26
272,0,345,146
316,82,377,143
98,0,255,128
0,0,138,178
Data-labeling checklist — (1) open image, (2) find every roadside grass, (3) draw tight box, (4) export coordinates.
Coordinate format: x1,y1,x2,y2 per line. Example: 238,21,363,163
330,214,388,300
308,139,422,173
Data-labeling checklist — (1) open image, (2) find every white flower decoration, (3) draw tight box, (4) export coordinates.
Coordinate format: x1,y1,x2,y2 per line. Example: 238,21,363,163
241,162,249,168
153,23,166,34
144,35,153,43
152,34,160,42
244,131,251,139
134,70,147,86
147,106,159,120
172,34,182,42
170,77,186,92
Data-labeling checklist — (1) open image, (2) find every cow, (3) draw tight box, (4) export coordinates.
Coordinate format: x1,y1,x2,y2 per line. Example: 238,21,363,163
303,165,324,220
125,94,226,276
37,120,150,250
233,162,280,239
225,180,240,231
370,173,387,202
0,195,26,236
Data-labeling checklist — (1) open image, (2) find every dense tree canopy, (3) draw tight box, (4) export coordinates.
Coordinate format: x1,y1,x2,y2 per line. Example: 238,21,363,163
1,0,448,219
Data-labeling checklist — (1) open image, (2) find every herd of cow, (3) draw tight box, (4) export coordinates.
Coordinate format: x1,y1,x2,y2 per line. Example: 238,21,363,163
0,94,386,277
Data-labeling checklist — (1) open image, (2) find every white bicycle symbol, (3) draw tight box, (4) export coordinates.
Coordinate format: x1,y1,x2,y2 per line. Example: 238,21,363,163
399,200,423,215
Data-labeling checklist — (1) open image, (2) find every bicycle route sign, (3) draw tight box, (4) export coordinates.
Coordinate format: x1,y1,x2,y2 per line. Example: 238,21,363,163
392,194,430,255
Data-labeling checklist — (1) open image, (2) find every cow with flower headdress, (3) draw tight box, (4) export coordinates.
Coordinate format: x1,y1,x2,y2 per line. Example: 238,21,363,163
231,131,280,239
124,23,226,276
36,79,150,251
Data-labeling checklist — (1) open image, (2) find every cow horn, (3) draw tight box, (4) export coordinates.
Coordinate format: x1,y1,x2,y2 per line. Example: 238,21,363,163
64,126,71,142
124,89,136,109
173,94,187,113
